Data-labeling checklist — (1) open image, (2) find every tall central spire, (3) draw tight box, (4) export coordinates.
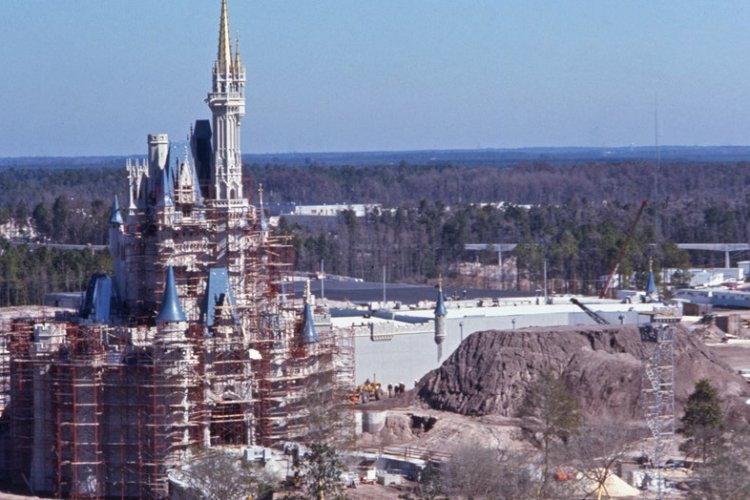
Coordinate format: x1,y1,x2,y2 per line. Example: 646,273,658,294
218,0,232,74
208,0,246,202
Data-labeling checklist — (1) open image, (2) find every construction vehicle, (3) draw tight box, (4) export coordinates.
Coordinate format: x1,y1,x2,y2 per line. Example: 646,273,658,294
570,297,609,325
352,380,383,403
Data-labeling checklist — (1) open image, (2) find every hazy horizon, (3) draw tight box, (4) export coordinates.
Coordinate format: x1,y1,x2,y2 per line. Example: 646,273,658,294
3,1,750,156
2,143,750,159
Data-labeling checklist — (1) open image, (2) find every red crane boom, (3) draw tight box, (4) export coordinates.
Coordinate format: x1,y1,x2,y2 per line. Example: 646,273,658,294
598,200,648,299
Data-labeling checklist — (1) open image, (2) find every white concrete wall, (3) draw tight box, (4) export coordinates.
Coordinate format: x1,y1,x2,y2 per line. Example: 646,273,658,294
353,309,643,385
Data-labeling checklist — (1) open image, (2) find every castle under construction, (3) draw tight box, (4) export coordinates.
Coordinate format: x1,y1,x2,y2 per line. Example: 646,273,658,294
0,1,353,497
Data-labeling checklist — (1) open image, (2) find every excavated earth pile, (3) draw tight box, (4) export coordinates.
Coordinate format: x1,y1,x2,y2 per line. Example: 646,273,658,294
417,325,750,422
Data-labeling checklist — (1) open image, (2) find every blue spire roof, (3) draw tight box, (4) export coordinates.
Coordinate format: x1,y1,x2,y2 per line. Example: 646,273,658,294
109,195,124,225
434,289,447,316
301,302,319,344
646,271,657,295
301,279,319,344
158,166,175,207
80,273,113,323
156,266,186,323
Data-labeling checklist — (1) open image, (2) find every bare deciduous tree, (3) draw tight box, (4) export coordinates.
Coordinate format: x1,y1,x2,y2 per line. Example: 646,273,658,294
178,450,275,500
442,442,537,500
289,443,347,500
688,429,750,500
295,375,355,448
518,371,581,497
560,421,641,499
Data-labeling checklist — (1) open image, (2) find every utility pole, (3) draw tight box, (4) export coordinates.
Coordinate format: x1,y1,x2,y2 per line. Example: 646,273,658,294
382,265,387,304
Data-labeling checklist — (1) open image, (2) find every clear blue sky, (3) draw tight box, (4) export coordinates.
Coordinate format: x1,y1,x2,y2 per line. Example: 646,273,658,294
2,1,750,156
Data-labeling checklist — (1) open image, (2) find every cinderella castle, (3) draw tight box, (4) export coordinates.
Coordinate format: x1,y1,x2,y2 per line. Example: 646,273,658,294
0,1,353,497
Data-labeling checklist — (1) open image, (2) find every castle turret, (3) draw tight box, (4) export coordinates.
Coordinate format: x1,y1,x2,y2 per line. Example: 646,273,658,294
434,277,447,361
108,195,128,303
145,133,170,208
108,195,124,226
156,266,187,324
301,280,319,344
176,147,198,206
153,265,193,468
208,0,245,201
646,257,657,297
148,133,169,177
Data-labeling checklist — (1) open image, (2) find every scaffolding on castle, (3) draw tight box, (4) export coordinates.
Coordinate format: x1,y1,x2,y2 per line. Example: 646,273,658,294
0,225,354,500
0,1,357,494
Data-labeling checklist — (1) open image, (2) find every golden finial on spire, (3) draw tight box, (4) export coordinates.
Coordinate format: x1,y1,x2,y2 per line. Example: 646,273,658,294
648,256,653,273
438,274,443,291
217,0,232,74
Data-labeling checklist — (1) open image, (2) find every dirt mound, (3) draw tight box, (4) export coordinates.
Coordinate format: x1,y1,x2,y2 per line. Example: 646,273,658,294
690,323,729,342
417,325,749,422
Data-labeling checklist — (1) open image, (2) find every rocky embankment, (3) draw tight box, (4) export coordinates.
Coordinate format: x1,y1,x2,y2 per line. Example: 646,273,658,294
417,325,749,422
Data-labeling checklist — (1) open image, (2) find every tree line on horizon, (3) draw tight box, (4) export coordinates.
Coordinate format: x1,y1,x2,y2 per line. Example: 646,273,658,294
1,160,750,305
246,159,750,207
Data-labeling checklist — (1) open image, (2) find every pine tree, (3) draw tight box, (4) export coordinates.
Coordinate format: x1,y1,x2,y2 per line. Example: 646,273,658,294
680,378,724,463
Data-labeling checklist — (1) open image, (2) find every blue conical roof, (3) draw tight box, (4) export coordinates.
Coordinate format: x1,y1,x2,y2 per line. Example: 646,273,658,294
109,195,124,225
156,266,186,323
434,289,447,316
301,302,319,344
158,166,175,207
646,271,657,295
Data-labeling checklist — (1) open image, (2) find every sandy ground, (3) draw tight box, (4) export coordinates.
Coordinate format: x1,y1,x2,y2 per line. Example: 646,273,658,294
348,482,409,499
355,404,531,457
682,314,750,364
707,341,750,372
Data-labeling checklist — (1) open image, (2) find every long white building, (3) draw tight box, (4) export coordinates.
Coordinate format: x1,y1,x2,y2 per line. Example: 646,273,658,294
333,293,661,386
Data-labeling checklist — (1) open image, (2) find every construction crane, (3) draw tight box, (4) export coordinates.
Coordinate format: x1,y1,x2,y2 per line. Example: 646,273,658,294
599,200,649,299
569,298,609,325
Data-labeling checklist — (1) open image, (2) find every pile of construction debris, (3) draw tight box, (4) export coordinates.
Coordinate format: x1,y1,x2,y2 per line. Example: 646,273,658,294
417,325,750,423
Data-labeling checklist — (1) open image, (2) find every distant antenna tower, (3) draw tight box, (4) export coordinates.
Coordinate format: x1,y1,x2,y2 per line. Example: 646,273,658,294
639,314,678,498
653,94,662,240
